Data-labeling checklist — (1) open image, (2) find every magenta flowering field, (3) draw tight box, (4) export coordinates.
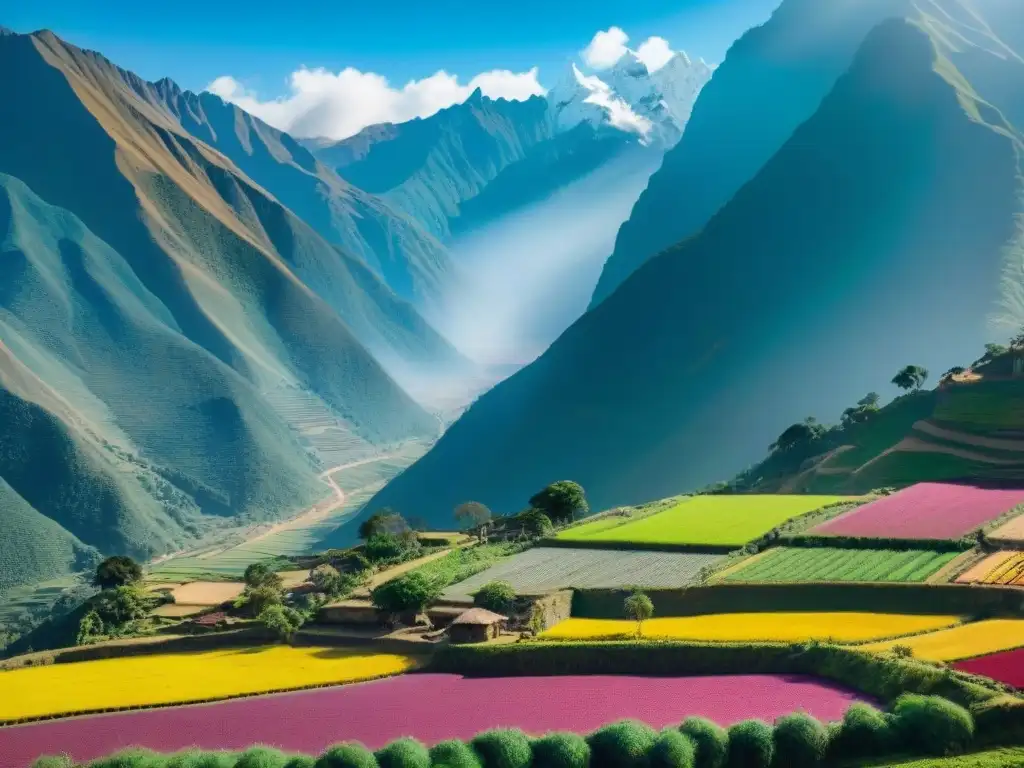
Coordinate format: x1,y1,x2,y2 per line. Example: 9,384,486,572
1,673,867,766
810,483,1024,540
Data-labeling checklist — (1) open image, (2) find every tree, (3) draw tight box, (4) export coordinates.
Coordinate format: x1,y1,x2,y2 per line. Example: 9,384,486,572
529,481,588,524
941,366,966,383
93,556,142,589
1012,328,1024,351
519,508,554,538
259,604,305,642
243,584,283,617
858,392,881,408
76,609,104,645
371,572,442,616
454,501,492,532
244,562,283,590
474,581,516,614
93,585,149,624
769,417,825,453
358,509,411,540
624,589,654,639
364,533,419,563
309,564,344,596
892,365,929,392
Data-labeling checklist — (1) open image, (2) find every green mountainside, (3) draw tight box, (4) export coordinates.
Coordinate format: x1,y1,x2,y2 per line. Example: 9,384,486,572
588,0,1024,308
0,29,444,593
311,93,631,240
361,11,1024,530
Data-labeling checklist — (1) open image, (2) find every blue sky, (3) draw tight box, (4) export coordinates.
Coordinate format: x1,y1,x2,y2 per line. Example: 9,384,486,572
7,0,779,94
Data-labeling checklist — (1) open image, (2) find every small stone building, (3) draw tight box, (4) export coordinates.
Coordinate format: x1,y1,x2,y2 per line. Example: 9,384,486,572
448,608,507,644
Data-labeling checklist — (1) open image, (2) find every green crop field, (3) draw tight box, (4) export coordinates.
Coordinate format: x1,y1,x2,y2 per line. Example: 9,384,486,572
721,546,958,584
557,495,852,547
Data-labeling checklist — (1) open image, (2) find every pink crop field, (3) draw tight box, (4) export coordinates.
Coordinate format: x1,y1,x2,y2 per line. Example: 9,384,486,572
954,648,1024,689
1,673,868,766
810,483,1024,540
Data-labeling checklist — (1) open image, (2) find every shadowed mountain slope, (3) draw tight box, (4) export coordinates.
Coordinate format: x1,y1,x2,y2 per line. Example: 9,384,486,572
588,0,1024,308
0,30,442,590
361,14,1024,530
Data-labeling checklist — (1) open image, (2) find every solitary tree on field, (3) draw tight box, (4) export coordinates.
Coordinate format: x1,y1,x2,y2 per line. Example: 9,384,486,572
93,556,142,590
891,365,929,392
358,509,411,540
244,562,283,590
529,481,588,524
624,589,654,639
454,501,492,533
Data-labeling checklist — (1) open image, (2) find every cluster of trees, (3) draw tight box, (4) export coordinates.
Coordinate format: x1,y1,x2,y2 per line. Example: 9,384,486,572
77,556,152,645
452,481,590,540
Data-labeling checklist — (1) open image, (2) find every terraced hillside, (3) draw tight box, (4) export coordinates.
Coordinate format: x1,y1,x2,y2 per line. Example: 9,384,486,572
0,29,444,598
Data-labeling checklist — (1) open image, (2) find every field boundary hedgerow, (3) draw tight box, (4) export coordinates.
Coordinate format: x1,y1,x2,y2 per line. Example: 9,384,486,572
570,583,1024,619
537,538,738,554
780,535,973,552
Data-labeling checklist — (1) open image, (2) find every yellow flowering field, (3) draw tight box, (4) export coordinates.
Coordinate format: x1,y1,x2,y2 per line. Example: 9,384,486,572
862,619,1024,661
540,613,960,644
0,646,418,722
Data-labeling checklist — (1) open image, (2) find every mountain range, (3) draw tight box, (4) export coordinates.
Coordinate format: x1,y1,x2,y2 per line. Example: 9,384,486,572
0,24,712,601
362,0,1024,532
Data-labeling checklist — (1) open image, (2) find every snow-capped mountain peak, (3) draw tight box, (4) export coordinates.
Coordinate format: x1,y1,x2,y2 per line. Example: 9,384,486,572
547,49,712,147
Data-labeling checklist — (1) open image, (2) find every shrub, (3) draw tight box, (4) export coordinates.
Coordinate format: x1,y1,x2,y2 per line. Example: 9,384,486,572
166,751,237,768
471,728,533,768
283,759,316,768
88,748,167,767
429,740,482,768
726,720,773,768
375,738,430,768
531,732,590,768
94,555,142,589
315,743,378,768
259,604,305,641
245,563,283,589
474,581,516,614
587,719,658,768
32,757,74,768
371,572,442,614
892,694,974,756
772,712,827,768
679,717,728,768
649,728,695,768
364,534,416,563
310,564,344,595
236,747,290,768
831,703,892,758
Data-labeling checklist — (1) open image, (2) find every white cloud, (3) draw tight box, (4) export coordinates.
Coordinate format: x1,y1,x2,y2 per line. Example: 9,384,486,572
635,36,676,73
582,27,630,70
205,66,546,141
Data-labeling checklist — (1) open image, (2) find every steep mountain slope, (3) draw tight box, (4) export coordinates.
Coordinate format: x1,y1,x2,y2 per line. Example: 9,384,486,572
316,92,556,240
0,29,441,590
361,15,1024,529
589,0,1013,308
145,83,455,308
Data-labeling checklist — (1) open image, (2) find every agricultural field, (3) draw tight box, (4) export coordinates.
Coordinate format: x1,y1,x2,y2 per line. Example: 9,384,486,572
720,547,958,583
954,648,1024,689
539,612,958,643
954,551,1020,584
556,495,851,547
0,673,867,766
960,551,1024,586
0,646,417,722
441,547,722,601
862,619,1024,661
811,482,1024,540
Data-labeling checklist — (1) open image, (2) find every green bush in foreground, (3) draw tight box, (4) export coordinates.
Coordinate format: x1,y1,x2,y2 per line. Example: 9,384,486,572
679,717,728,768
649,728,696,768
893,694,975,756
726,720,774,768
530,732,590,768
375,737,430,768
429,740,482,768
831,702,893,759
314,743,378,768
587,719,658,768
470,728,533,768
772,712,828,767
165,750,237,768
283,758,316,768
88,748,168,768
31,757,75,768
236,746,290,768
